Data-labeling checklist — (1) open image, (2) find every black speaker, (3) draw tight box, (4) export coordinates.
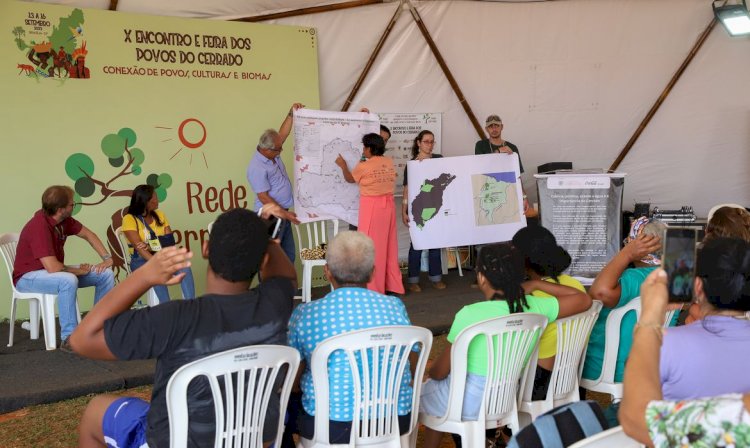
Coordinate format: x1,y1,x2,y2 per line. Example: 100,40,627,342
537,162,573,174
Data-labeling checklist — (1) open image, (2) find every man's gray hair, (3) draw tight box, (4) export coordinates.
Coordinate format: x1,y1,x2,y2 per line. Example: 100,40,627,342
258,129,279,150
326,231,375,285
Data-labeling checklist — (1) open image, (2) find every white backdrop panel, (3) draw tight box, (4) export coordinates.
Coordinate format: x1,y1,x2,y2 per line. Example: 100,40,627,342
27,0,750,215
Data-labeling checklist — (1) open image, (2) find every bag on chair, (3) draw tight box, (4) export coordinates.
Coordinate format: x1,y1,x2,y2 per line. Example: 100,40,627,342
507,400,608,448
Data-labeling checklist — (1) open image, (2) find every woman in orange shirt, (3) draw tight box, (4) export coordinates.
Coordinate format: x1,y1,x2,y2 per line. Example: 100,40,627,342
336,133,404,295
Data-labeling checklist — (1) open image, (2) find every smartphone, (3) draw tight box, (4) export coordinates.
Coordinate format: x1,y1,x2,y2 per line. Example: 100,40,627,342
268,216,284,240
661,227,698,303
257,207,285,239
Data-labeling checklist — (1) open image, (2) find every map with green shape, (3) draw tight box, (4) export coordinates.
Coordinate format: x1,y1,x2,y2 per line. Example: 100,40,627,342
411,173,456,229
472,172,521,226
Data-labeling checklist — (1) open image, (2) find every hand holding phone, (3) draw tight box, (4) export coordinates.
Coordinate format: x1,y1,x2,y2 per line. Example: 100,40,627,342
661,227,698,303
267,216,284,240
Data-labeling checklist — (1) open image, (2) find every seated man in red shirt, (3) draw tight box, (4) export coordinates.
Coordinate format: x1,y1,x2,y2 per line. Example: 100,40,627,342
13,185,115,349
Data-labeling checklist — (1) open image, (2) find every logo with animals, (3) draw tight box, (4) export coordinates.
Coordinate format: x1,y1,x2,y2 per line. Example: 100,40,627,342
12,8,90,80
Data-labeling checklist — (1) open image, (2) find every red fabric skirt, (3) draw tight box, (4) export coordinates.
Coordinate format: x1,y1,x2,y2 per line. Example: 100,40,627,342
358,194,404,294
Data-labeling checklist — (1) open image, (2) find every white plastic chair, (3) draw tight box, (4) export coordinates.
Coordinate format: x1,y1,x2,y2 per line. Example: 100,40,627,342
0,233,82,351
579,297,678,401
294,219,339,303
440,248,464,277
300,325,433,448
519,302,603,425
167,345,300,448
419,313,548,448
568,426,643,448
663,305,682,328
115,227,159,307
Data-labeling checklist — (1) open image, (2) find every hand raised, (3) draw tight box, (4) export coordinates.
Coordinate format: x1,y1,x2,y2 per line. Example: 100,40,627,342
624,234,661,262
335,154,347,168
142,246,192,286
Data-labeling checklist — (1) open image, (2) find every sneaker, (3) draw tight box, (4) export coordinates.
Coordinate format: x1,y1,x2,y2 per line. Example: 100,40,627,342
408,283,422,293
59,338,74,353
432,281,447,290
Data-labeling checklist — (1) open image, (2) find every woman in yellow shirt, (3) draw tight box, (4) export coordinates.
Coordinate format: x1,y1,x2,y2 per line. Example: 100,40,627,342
122,184,195,303
512,225,587,400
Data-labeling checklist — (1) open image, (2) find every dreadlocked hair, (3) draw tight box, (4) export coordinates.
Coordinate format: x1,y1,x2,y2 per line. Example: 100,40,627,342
478,243,528,314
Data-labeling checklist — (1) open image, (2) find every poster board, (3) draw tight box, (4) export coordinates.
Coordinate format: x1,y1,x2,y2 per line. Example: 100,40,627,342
535,172,625,278
0,1,320,318
407,153,526,250
378,112,441,196
292,109,379,225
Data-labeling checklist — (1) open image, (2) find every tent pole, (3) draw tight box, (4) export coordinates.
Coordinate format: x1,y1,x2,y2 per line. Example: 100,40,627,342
406,1,484,139
341,1,404,111
108,0,118,11
609,16,718,172
235,0,383,22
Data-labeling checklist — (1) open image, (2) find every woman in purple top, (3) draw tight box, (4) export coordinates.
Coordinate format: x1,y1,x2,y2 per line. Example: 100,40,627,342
660,237,750,400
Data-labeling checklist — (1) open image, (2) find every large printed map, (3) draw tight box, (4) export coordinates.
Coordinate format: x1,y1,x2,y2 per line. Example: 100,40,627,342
293,109,380,224
406,154,526,250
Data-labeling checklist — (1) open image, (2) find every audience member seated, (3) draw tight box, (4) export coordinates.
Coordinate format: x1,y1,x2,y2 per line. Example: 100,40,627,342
620,268,750,447
512,225,587,399
686,205,750,324
122,184,195,303
660,237,750,400
13,185,114,350
284,231,415,446
582,218,668,386
71,206,298,448
419,244,591,448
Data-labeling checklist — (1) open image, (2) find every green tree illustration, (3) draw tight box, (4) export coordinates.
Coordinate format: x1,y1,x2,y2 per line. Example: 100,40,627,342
49,8,83,54
65,127,172,213
64,127,173,278
12,26,27,51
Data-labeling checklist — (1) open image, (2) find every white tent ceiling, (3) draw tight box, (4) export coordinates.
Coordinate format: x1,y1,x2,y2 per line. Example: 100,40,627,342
25,0,750,216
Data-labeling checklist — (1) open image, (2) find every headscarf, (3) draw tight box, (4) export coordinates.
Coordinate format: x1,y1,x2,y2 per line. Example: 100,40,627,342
625,216,661,266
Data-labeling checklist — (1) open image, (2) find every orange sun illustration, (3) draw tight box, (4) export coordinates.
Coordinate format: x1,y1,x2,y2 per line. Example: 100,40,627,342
156,118,208,168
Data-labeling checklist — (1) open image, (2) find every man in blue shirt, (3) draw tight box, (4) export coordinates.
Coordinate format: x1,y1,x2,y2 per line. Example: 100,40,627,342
247,102,303,261
284,231,416,445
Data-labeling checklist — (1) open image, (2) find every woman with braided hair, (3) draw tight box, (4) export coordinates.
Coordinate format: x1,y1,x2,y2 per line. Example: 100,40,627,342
419,244,591,448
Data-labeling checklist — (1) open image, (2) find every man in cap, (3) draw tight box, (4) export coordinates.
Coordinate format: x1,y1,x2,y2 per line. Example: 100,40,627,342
475,114,528,212
474,114,524,172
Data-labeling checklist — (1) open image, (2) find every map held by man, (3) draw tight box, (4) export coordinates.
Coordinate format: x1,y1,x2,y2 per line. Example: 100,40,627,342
410,173,456,228
472,172,521,226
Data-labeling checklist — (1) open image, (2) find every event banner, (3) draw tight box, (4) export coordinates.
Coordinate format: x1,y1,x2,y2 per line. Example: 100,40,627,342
0,1,319,318
377,112,441,196
407,153,526,250
535,173,625,278
292,109,379,225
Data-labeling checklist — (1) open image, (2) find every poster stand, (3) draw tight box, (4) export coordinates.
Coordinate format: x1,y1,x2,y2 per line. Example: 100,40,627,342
534,171,626,280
